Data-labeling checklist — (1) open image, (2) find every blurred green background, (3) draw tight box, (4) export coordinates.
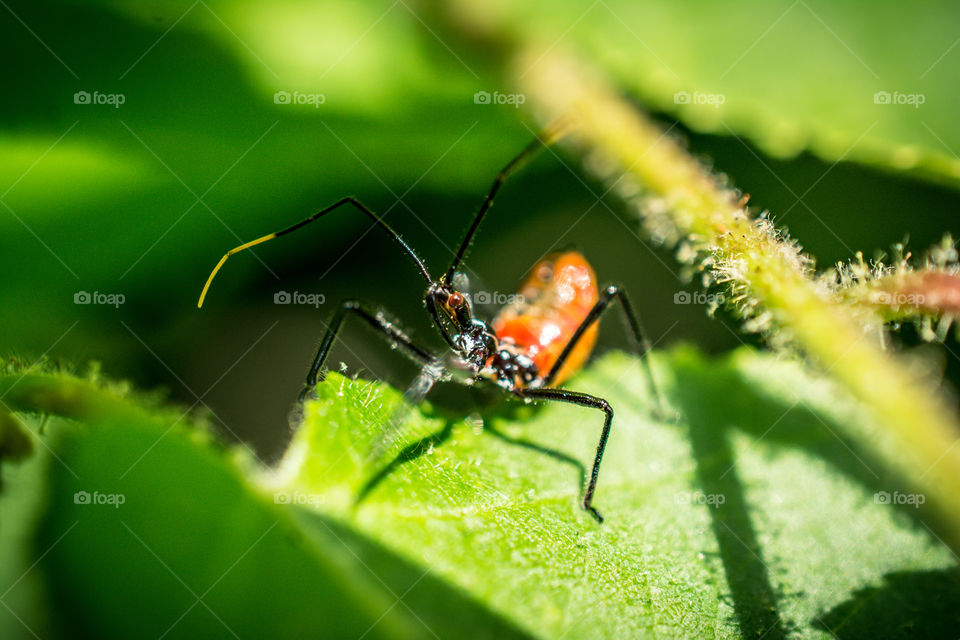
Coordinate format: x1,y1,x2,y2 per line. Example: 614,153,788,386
3,0,959,461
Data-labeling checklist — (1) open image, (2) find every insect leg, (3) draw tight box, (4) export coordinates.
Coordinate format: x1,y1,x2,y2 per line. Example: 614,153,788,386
517,387,613,523
299,300,438,402
543,284,664,414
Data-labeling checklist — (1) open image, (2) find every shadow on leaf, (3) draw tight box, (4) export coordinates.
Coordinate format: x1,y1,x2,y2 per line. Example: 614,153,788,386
813,567,960,638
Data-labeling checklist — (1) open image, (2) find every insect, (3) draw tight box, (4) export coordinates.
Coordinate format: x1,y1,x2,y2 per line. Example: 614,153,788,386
197,124,661,522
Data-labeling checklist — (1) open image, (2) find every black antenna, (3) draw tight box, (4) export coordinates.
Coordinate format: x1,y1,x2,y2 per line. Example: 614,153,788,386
198,196,432,307
443,120,570,283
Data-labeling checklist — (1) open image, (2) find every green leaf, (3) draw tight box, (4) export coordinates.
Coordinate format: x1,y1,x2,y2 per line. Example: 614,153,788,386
0,424,50,639
0,376,528,639
497,0,960,187
5,348,958,638
270,349,959,637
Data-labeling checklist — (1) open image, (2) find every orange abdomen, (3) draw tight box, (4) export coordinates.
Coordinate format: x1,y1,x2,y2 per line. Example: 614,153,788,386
492,251,599,385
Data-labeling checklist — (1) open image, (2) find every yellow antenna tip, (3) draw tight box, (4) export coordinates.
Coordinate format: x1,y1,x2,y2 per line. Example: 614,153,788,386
196,233,276,309
197,254,229,309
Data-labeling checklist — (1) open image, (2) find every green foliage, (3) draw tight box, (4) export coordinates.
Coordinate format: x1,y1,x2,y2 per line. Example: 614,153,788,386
0,372,528,639
501,0,960,185
0,0,529,362
2,350,957,638
4,1,960,638
5,0,960,367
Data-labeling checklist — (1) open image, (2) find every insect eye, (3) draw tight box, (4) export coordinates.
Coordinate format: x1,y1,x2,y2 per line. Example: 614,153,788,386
448,292,465,308
535,264,553,282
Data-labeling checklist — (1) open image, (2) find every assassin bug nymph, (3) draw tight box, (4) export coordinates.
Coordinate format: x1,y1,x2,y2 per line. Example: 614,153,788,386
197,123,661,522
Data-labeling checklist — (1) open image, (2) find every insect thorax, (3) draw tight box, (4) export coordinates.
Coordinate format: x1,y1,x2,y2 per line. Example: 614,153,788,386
483,340,540,392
